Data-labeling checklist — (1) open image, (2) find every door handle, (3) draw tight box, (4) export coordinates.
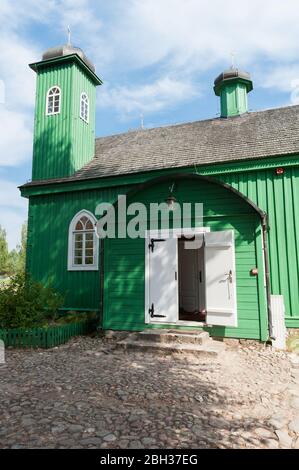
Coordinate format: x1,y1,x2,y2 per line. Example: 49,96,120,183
226,270,233,283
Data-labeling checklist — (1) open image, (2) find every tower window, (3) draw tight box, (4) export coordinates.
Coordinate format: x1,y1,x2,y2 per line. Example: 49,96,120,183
80,92,89,123
46,86,61,115
68,210,99,271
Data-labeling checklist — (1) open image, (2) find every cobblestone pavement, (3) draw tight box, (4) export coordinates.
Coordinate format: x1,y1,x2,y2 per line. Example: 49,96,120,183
0,336,299,449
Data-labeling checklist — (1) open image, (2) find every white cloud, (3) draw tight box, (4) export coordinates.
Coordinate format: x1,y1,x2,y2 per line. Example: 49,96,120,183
259,65,299,92
0,180,28,209
0,33,38,109
254,63,299,104
0,108,33,167
2,0,299,119
0,0,55,28
0,22,39,171
99,76,199,118
89,0,299,115
112,0,299,71
3,0,299,122
57,0,102,37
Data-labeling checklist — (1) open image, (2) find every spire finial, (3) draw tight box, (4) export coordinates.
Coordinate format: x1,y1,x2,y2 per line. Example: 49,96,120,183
67,25,71,46
230,51,236,69
140,113,144,130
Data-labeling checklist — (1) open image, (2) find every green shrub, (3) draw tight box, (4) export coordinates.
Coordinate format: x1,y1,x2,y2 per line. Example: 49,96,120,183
56,311,97,325
0,273,64,329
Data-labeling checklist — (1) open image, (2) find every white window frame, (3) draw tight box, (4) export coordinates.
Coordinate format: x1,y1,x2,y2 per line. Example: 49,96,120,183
80,92,89,123
68,210,99,271
46,86,61,116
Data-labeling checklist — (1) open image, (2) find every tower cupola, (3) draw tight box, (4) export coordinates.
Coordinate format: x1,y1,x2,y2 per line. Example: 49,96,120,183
42,44,96,74
214,67,253,118
29,42,102,181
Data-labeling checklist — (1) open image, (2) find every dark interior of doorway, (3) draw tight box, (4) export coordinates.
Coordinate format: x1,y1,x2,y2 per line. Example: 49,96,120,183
178,237,206,323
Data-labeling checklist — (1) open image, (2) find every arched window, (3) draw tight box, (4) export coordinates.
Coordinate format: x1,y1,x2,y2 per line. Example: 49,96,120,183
68,210,99,271
80,92,89,123
46,86,61,115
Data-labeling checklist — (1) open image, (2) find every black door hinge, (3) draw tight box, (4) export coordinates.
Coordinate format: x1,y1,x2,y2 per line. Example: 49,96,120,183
149,303,166,318
148,238,166,252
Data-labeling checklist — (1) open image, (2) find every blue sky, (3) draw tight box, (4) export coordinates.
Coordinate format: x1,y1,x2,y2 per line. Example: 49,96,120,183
1,0,299,249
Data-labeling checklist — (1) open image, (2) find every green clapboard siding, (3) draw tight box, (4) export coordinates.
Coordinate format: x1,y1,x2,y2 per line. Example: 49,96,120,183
103,178,267,340
32,61,97,180
26,186,130,310
220,82,249,117
219,166,299,326
25,162,298,336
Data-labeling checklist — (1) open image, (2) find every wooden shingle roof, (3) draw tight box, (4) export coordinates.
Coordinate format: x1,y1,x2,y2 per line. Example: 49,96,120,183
22,104,299,187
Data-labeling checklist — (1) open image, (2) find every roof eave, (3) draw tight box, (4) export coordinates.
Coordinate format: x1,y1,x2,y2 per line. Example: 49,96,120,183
214,76,253,96
29,54,103,86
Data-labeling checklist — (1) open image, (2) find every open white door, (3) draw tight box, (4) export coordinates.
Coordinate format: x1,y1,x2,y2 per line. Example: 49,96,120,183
148,237,178,323
178,240,199,313
204,230,237,327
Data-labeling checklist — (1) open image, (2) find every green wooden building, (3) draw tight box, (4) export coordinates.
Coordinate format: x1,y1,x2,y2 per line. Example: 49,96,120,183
20,43,299,342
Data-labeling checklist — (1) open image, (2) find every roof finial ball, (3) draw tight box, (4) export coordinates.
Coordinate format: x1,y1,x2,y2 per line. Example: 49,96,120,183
214,60,253,118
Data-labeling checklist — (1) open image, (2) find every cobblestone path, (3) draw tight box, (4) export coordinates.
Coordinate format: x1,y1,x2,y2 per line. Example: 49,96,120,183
0,337,298,449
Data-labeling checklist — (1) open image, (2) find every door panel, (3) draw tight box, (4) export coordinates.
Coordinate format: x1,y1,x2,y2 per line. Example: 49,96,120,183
204,230,237,327
148,237,178,323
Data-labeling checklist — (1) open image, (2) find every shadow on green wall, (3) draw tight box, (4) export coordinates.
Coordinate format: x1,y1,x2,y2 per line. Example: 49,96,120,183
103,177,262,338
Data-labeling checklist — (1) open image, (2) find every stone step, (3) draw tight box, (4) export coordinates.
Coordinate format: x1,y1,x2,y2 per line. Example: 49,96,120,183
117,335,225,357
136,329,210,345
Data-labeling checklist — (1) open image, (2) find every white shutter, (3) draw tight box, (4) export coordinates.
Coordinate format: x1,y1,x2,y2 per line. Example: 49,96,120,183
148,237,178,323
204,230,237,327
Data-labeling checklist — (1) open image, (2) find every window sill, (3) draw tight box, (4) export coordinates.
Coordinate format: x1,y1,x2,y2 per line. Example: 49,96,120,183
68,266,99,272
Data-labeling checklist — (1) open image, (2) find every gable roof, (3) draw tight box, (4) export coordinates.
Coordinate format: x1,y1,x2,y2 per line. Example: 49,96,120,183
22,104,299,188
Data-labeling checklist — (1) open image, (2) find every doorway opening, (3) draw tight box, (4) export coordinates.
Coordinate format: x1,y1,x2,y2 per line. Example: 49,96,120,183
178,236,206,323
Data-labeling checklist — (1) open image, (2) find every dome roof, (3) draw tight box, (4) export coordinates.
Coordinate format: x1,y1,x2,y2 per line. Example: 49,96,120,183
214,67,253,96
42,44,95,73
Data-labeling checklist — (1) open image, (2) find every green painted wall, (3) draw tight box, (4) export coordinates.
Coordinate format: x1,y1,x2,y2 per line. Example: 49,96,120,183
26,177,266,340
26,186,127,310
25,157,299,334
103,178,266,340
220,82,248,117
218,166,299,327
32,61,97,180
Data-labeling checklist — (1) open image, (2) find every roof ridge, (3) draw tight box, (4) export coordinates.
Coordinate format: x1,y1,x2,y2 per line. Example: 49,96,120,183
95,104,299,142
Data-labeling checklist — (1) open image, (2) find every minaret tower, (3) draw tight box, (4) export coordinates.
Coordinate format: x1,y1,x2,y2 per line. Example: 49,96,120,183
29,41,102,180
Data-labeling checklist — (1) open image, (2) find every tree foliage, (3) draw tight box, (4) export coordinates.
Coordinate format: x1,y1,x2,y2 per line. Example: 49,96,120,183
0,225,9,275
0,222,27,276
0,272,64,329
